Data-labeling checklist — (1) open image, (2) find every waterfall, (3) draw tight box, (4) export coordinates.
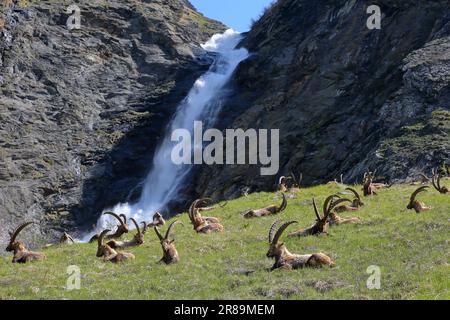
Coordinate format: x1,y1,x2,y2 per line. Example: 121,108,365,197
82,29,249,241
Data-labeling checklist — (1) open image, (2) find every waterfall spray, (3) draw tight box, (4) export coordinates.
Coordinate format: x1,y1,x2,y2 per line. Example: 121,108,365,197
82,30,249,241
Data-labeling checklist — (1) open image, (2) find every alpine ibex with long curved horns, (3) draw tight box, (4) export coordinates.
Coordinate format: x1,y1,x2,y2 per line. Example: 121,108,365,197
267,220,335,271
89,212,129,243
243,193,287,219
328,195,361,226
288,196,351,237
6,222,46,263
107,218,145,249
188,199,224,234
432,168,449,194
407,186,432,213
96,229,135,263
278,176,288,192
335,188,364,213
59,232,75,245
154,220,184,264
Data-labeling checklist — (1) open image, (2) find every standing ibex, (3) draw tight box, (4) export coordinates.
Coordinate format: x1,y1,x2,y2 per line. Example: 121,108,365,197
288,196,351,237
154,220,184,264
107,218,145,249
407,186,432,213
188,199,224,234
432,168,450,194
59,232,75,245
267,220,335,271
89,212,129,243
96,229,135,263
6,222,46,263
243,193,287,219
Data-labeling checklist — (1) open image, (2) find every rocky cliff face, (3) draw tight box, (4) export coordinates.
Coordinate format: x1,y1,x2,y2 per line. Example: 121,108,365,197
195,0,450,199
0,0,224,246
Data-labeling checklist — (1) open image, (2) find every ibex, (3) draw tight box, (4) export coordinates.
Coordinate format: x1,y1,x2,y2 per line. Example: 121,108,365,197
407,186,432,213
243,193,287,219
288,196,350,237
278,176,288,192
89,212,129,243
59,232,75,245
188,199,224,234
107,218,145,249
432,168,450,194
335,188,364,213
6,222,46,263
267,220,335,271
328,195,361,226
154,220,184,264
96,229,135,263
287,172,302,192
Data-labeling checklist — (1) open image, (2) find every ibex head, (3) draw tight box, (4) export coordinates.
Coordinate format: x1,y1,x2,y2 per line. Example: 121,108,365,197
60,232,75,244
154,220,183,251
407,186,428,210
130,218,144,244
96,229,113,257
346,187,364,207
315,196,351,231
152,212,166,226
104,212,129,235
6,222,34,253
267,220,298,258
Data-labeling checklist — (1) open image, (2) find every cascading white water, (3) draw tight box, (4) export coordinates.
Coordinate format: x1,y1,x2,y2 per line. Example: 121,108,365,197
82,29,249,241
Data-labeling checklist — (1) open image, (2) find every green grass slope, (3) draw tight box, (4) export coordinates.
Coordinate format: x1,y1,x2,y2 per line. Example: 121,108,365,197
1,184,449,300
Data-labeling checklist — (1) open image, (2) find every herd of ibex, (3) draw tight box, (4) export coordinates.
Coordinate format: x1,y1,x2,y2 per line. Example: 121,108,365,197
5,167,448,273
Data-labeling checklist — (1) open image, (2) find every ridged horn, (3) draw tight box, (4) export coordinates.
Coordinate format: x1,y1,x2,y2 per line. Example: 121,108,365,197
277,193,287,212
346,187,361,201
312,198,321,220
103,212,125,227
272,220,298,245
154,226,163,241
98,229,111,247
119,214,127,224
268,220,282,243
130,218,141,235
164,220,184,240
9,222,34,244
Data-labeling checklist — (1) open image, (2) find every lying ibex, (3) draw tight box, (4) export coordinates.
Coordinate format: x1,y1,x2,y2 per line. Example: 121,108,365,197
96,229,135,263
278,176,288,192
407,186,432,213
6,222,46,263
335,188,364,213
243,193,287,219
188,199,224,234
432,168,449,194
287,171,302,192
288,196,350,237
362,170,390,196
107,218,145,249
59,232,75,245
328,195,361,226
89,212,129,243
154,220,183,264
267,220,335,271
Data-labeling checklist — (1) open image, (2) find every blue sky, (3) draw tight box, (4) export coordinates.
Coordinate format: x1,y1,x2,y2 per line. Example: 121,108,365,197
189,0,275,32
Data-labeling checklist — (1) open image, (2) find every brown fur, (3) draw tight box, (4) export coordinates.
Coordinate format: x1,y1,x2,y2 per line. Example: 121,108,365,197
154,220,183,264
289,196,351,237
107,218,145,249
59,232,75,245
243,193,287,219
407,186,432,213
432,168,450,194
267,220,335,271
89,212,129,243
188,199,224,234
6,222,46,263
96,229,135,263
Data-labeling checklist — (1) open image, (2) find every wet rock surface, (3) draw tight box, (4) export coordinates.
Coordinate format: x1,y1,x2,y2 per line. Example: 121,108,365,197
195,0,450,200
0,0,225,247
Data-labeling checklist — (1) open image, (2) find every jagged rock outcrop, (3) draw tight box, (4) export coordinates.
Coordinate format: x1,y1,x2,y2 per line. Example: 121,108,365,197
195,0,450,200
0,0,225,246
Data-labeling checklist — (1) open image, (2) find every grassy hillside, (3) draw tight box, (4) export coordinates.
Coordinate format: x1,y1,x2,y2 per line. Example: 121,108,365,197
0,184,449,300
